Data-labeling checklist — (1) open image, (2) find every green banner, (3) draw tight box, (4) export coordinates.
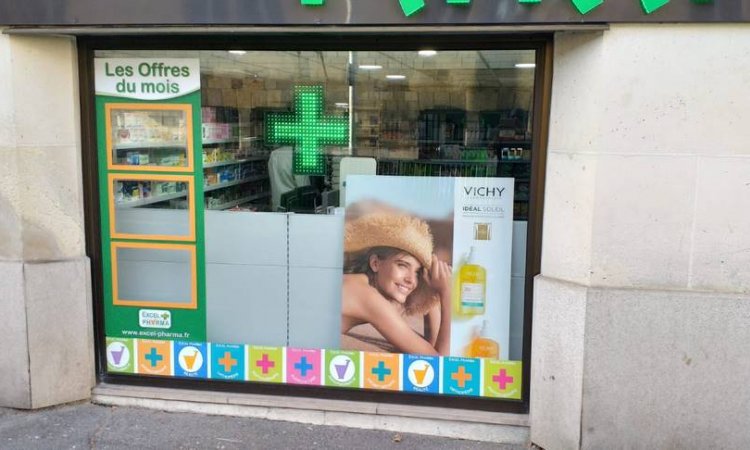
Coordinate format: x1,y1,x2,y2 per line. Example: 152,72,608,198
96,58,206,341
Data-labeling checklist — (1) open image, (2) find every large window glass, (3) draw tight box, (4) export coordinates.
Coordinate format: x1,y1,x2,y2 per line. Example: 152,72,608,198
96,47,537,404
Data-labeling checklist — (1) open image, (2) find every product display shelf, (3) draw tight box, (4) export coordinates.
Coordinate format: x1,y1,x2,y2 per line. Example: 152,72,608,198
200,105,273,211
377,159,498,177
203,156,267,169
415,139,465,144
497,160,531,165
203,137,238,145
112,142,189,168
494,139,531,145
203,175,269,193
115,191,187,208
207,192,269,210
353,107,380,151
114,141,187,151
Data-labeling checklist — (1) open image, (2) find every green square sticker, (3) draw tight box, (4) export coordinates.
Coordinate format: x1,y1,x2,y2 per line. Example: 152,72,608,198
571,0,604,14
483,360,522,399
324,350,360,388
105,337,135,373
248,346,283,383
399,0,426,16
641,0,670,14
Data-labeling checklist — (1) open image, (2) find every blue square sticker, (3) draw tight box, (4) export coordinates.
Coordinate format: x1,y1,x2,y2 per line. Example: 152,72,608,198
443,357,481,396
210,343,245,381
402,355,440,394
174,341,208,379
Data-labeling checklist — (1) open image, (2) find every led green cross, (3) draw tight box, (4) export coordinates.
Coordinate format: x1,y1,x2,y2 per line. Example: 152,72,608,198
265,85,349,175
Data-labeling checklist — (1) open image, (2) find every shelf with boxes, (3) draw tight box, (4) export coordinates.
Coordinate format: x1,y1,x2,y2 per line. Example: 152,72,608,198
493,140,532,221
204,174,269,193
202,148,271,210
201,105,271,211
106,104,195,210
206,189,270,211
113,144,187,168
203,155,267,169
377,159,498,178
114,141,188,151
417,108,466,159
353,109,419,160
495,141,532,178
107,104,192,170
353,107,382,152
114,180,190,209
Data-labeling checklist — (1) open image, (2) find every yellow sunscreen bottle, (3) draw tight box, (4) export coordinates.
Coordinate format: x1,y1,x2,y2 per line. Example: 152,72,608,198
458,246,486,316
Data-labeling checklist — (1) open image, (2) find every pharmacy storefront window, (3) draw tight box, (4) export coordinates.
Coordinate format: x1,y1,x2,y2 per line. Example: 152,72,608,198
95,47,538,407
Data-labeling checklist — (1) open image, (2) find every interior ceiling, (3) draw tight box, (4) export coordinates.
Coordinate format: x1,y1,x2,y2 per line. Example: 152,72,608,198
97,50,536,89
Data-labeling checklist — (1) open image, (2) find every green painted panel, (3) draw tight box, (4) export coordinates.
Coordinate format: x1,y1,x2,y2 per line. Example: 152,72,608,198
96,93,207,341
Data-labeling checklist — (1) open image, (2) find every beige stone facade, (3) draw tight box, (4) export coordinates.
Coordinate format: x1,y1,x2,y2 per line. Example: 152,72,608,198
1,24,749,448
531,25,750,449
0,34,94,409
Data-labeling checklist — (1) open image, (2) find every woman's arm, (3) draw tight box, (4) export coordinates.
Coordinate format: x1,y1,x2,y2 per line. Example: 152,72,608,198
425,255,452,355
360,255,452,356
343,275,438,354
424,303,440,347
362,291,442,355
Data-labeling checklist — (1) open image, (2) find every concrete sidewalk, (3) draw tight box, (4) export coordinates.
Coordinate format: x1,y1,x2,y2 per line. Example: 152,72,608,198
0,403,525,449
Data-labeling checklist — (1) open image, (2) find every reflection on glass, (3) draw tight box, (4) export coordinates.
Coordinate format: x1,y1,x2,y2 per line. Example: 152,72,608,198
96,49,536,218
110,107,189,168
95,46,538,380
351,50,536,220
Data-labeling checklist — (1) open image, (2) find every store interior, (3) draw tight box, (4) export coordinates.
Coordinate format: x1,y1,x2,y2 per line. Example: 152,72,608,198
103,49,536,218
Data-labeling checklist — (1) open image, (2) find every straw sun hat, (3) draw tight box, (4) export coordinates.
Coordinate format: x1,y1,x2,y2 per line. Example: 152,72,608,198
344,212,434,270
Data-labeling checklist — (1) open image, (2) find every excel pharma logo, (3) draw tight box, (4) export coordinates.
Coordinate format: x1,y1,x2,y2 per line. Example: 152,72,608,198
139,309,172,329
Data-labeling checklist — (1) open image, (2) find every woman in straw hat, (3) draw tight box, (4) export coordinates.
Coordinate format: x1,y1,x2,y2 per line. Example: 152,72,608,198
342,212,452,356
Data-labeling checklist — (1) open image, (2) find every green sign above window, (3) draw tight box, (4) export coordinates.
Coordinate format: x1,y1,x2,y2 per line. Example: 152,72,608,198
298,0,715,16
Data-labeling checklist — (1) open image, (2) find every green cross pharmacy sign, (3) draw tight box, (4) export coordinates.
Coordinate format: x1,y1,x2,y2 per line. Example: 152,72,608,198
301,0,712,16
265,85,348,175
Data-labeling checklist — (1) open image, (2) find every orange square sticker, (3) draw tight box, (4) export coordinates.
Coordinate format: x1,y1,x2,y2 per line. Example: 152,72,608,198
137,340,172,376
363,352,400,391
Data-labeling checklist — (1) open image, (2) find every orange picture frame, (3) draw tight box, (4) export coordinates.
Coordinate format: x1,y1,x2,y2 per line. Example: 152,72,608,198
105,103,194,173
108,173,196,242
111,241,198,309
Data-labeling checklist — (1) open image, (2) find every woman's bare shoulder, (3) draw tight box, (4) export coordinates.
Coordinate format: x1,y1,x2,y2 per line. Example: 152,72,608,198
342,274,392,312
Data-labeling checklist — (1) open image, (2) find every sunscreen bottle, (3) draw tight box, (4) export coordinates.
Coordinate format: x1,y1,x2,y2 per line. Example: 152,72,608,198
458,246,486,316
466,320,499,358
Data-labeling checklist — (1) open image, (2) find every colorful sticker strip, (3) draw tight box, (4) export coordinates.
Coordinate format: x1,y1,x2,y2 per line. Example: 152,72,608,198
105,337,522,399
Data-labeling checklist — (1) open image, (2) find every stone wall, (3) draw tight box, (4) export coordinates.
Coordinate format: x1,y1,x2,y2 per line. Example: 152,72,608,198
0,33,94,409
531,25,750,449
